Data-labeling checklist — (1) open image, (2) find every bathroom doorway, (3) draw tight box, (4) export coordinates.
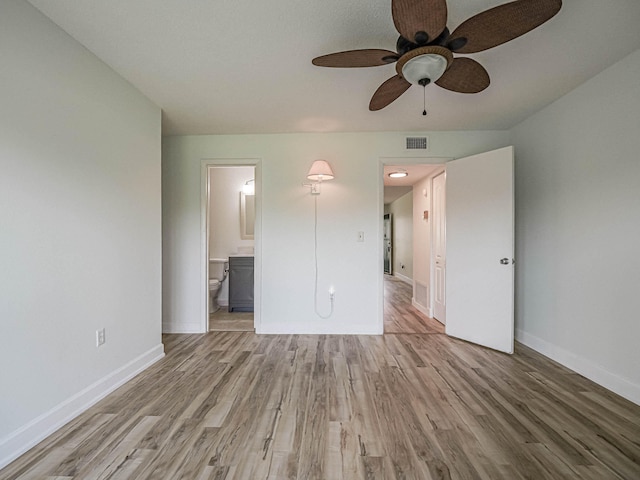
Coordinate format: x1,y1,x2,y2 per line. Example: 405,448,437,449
206,163,258,332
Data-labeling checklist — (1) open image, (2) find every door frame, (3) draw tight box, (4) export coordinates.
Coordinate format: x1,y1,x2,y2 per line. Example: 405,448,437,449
379,156,450,333
201,158,262,333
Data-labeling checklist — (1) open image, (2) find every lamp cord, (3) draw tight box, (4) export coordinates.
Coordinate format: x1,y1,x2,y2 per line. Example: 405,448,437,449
314,194,334,319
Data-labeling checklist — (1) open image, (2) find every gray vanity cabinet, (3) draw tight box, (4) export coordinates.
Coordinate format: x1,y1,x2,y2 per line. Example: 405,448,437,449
228,256,254,312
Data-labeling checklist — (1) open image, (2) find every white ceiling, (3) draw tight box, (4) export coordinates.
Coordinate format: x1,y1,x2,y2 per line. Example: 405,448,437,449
384,186,412,204
384,164,442,186
27,0,640,136
383,164,442,203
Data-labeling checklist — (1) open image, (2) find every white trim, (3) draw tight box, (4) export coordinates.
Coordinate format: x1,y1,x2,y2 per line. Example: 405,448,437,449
0,344,165,469
162,322,202,334
393,272,412,285
411,298,431,318
258,323,382,335
516,329,640,406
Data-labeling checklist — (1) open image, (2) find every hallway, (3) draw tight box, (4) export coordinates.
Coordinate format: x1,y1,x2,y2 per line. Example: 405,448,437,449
384,275,444,334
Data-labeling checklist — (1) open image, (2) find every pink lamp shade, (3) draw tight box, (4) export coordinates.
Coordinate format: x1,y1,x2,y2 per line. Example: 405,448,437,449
307,160,335,181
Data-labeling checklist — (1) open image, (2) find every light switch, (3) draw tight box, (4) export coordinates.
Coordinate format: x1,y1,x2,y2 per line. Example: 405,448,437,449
357,231,364,242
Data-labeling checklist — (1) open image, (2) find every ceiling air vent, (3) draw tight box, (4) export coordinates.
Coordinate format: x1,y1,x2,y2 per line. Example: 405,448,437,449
405,136,428,150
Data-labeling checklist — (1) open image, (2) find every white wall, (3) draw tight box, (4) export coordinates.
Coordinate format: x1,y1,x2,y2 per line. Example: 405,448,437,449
387,192,413,282
162,131,510,335
512,48,640,404
0,0,163,466
209,166,256,259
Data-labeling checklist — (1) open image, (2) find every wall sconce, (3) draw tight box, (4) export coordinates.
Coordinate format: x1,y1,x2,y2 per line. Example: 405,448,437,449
304,159,335,195
242,179,255,195
305,159,336,319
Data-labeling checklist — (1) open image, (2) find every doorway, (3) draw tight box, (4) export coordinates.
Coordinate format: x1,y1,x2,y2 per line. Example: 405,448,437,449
202,159,261,333
380,147,515,353
382,159,447,334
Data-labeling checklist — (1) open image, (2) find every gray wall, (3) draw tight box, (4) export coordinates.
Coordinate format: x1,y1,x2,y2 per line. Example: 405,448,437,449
512,48,640,404
0,0,163,466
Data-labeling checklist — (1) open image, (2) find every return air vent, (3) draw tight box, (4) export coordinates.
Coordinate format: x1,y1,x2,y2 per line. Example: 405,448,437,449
405,136,428,150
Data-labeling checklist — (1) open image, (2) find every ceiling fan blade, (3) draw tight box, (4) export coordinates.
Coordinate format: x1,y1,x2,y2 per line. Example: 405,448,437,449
449,0,562,53
369,75,412,111
435,58,490,93
312,49,399,68
392,0,447,45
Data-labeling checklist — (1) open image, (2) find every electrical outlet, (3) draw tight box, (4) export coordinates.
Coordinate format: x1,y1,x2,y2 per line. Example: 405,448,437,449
96,328,106,347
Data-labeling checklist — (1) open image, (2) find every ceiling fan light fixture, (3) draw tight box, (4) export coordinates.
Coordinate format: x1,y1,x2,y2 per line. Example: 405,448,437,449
401,53,449,85
395,46,454,87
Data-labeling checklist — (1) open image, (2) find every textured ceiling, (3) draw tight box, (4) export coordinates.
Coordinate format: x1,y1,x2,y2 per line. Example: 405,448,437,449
27,0,640,135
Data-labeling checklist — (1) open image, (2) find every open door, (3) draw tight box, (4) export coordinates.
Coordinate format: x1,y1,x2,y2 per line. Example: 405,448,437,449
445,146,514,354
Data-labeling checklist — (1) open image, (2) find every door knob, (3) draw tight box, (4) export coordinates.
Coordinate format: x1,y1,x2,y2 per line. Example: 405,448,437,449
500,258,509,265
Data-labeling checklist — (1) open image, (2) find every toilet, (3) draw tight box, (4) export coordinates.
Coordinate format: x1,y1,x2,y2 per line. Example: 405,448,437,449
209,258,229,313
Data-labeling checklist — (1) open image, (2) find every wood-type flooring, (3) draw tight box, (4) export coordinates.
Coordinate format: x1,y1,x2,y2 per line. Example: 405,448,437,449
209,310,254,332
2,280,640,479
384,276,444,334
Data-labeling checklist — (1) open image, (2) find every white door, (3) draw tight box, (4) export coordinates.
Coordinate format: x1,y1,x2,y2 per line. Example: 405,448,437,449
432,172,446,323
445,146,514,354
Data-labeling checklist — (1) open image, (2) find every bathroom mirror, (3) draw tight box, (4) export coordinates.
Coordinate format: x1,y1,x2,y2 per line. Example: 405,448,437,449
240,192,255,239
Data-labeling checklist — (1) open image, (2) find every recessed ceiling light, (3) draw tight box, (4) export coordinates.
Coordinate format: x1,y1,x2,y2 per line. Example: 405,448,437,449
388,170,408,178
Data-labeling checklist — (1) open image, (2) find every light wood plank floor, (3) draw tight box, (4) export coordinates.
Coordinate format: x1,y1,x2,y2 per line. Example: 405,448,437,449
208,275,430,335
384,275,444,334
209,309,254,332
2,331,640,479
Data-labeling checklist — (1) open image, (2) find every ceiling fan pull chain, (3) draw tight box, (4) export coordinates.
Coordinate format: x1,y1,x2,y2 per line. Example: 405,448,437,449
422,85,427,116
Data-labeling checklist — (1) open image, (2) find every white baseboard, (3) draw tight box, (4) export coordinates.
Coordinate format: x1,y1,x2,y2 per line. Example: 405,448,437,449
257,324,382,335
0,344,165,469
516,329,640,406
393,272,412,285
162,322,203,334
411,298,431,318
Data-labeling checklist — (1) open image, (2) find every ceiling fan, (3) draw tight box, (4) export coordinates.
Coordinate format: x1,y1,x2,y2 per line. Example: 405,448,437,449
312,0,562,113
